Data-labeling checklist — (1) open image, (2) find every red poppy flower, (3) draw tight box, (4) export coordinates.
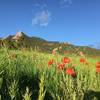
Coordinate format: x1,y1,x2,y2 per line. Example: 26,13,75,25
65,67,75,75
96,61,100,66
96,65,100,69
57,63,65,70
80,58,86,63
96,61,100,68
62,57,71,63
48,59,53,65
96,68,100,73
96,61,100,70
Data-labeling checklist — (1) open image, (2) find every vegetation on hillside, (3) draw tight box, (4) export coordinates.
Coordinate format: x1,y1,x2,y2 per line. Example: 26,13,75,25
0,32,100,57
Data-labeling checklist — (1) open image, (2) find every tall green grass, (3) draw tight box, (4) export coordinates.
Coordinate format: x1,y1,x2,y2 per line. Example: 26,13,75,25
0,48,99,100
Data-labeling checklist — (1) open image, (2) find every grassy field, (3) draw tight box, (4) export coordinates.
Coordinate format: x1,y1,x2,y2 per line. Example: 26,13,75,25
0,48,100,100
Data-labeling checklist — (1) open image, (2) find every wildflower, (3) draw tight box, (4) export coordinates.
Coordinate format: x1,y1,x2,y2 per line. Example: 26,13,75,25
96,68,100,73
59,46,62,51
52,48,58,54
96,61,100,68
62,57,71,64
80,58,86,63
96,65,100,69
96,61,100,73
57,63,65,70
96,61,100,66
65,67,75,75
48,59,53,65
79,51,85,58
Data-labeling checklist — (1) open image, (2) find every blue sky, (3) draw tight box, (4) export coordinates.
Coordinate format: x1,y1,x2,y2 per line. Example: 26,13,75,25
0,0,100,47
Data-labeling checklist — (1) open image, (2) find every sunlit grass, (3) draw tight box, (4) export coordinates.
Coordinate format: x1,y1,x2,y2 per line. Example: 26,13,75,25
0,48,100,99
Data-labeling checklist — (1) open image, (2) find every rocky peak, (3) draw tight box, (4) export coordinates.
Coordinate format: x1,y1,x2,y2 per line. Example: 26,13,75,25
12,31,25,40
16,31,23,37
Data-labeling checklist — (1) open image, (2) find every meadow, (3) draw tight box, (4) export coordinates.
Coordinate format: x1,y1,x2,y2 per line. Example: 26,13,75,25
0,47,100,100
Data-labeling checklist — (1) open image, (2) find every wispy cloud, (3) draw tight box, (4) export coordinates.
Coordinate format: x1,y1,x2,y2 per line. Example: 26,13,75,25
33,0,47,9
34,3,47,10
60,0,72,8
32,10,51,27
32,0,71,27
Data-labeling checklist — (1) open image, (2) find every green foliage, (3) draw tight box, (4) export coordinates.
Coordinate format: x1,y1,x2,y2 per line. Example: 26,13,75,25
38,75,46,100
0,48,99,99
0,78,3,90
8,80,18,100
23,87,32,100
0,71,4,89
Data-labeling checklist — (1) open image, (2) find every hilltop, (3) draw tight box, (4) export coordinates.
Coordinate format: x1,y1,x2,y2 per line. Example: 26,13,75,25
0,31,100,56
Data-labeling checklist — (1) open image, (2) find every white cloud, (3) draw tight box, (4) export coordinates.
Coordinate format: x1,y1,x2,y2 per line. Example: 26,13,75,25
34,3,47,10
33,0,47,9
60,0,72,8
32,10,51,27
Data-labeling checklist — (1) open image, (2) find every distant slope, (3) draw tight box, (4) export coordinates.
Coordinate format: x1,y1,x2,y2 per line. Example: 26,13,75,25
0,31,100,56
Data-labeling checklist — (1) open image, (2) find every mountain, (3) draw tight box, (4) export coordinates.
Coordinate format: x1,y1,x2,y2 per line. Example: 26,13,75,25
0,31,100,56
